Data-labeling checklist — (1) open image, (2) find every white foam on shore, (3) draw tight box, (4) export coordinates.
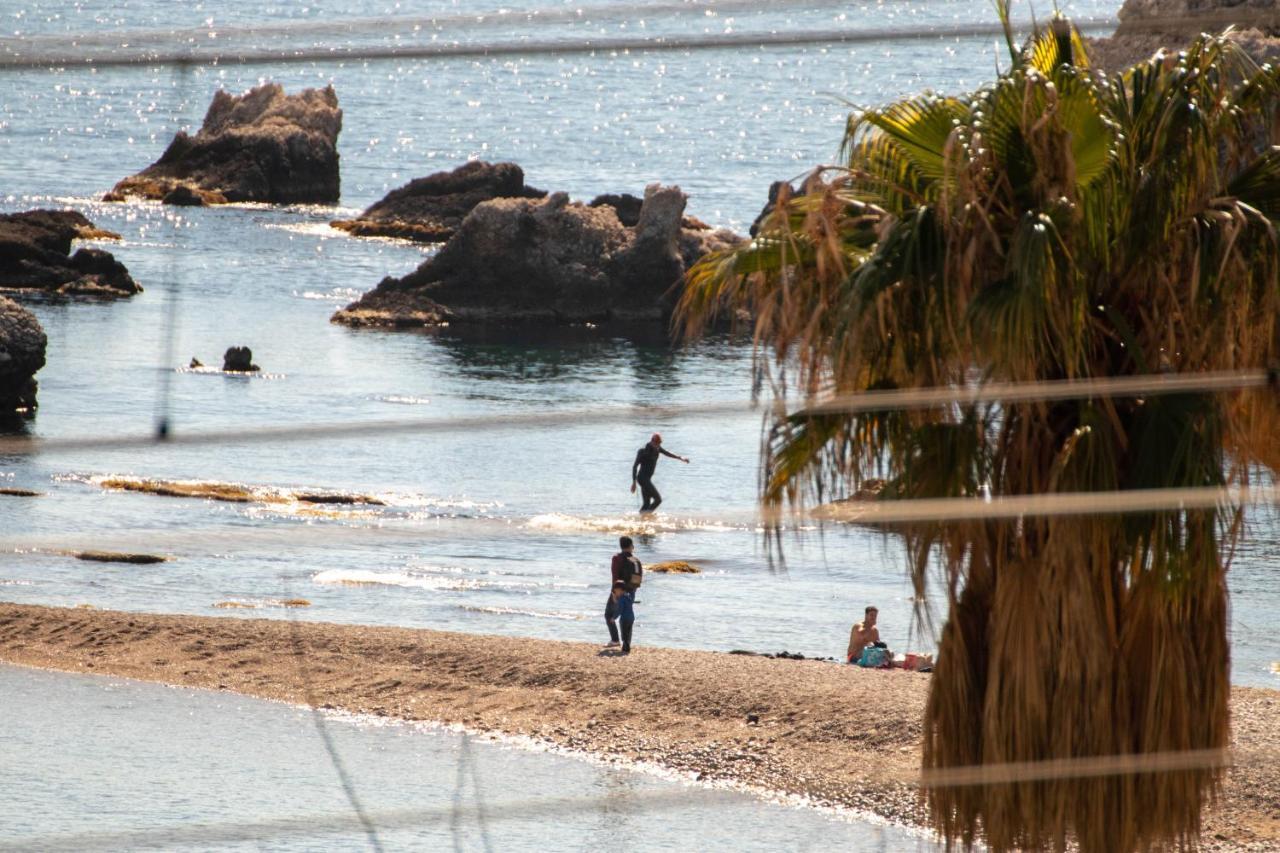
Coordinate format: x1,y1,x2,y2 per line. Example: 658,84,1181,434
525,512,741,535
294,287,363,302
459,605,586,621
312,568,586,592
371,394,433,405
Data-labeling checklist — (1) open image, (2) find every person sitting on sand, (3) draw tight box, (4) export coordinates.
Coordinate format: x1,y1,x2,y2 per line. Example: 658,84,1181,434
606,536,643,646
612,580,636,654
630,432,689,513
846,606,882,664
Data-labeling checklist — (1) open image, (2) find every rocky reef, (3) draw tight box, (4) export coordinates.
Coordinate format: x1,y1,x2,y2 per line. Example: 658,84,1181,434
332,183,742,328
0,210,140,298
0,296,47,415
105,83,342,205
331,160,545,242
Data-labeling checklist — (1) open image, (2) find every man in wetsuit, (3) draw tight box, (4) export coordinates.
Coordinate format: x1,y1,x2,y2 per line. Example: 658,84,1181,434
630,432,689,513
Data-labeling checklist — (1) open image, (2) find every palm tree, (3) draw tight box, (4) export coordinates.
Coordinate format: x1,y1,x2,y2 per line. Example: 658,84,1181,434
678,13,1280,852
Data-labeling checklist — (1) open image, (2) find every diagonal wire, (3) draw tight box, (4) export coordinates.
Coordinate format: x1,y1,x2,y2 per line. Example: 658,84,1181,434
279,570,386,853
151,60,192,442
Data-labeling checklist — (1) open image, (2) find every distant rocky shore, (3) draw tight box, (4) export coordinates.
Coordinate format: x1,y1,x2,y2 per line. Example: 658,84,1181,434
1087,0,1280,69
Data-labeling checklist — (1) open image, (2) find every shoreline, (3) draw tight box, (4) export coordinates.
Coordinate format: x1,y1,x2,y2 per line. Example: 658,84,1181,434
1,603,1276,849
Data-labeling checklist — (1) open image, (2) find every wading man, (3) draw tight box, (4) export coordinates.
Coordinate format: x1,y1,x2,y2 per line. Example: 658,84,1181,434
630,432,689,513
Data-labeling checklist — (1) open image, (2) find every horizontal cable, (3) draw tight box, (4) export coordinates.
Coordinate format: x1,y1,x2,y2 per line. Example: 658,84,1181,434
918,748,1233,788
806,485,1276,526
0,18,1123,70
0,369,1269,457
0,0,895,49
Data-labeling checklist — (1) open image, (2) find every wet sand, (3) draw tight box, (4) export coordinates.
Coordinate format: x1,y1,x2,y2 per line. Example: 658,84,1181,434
0,602,1275,849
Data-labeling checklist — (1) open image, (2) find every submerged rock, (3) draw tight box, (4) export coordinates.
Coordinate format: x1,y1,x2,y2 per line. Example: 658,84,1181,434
105,83,342,205
331,160,545,243
648,560,703,574
74,551,169,564
0,209,140,298
0,296,47,414
333,184,745,328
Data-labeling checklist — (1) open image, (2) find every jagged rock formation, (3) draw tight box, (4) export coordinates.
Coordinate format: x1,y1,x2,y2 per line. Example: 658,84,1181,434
331,161,545,242
333,184,743,328
588,192,741,269
0,296,47,414
105,83,342,205
0,210,140,298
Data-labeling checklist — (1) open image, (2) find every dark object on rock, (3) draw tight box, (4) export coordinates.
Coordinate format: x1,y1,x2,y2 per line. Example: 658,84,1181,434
105,83,342,205
0,296,47,414
750,180,810,237
331,161,545,243
74,551,169,564
189,357,203,368
589,193,645,227
161,184,210,207
333,184,745,328
590,191,741,268
222,346,260,372
746,713,760,724
0,209,140,298
0,487,41,496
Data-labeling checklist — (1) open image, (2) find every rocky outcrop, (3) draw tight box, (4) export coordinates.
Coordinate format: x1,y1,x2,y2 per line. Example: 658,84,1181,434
1087,0,1280,70
222,346,260,373
333,184,745,328
0,210,140,298
0,296,47,414
105,83,342,205
331,161,545,242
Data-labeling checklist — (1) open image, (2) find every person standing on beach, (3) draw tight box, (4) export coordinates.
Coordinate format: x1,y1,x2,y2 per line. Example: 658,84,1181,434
605,536,642,646
612,580,636,654
630,432,689,513
846,606,881,663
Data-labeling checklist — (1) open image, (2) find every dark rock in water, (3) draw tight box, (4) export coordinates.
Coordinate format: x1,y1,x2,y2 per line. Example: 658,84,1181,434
0,487,41,497
0,296,47,414
0,209,140,298
105,83,342,205
333,184,746,328
189,357,203,368
222,346,260,372
331,160,545,243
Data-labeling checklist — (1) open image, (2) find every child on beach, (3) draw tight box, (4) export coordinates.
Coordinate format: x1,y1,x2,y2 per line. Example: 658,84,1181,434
612,580,635,654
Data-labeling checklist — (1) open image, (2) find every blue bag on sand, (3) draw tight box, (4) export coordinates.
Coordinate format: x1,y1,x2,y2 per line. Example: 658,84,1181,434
857,646,889,668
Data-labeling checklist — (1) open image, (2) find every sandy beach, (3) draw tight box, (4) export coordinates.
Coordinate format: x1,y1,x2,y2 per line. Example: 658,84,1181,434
0,602,1275,849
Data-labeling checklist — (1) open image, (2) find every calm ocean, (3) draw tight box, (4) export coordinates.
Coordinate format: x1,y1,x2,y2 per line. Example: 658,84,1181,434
0,0,1274,845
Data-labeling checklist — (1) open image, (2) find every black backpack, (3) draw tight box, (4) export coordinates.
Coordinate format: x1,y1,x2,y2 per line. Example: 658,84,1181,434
619,553,643,588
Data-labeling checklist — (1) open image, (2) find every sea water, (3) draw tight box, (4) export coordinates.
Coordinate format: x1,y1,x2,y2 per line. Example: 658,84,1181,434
0,664,938,851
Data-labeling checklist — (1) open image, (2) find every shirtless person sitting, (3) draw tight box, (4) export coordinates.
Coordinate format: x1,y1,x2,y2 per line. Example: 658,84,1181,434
846,606,881,664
